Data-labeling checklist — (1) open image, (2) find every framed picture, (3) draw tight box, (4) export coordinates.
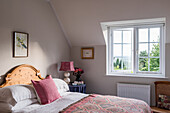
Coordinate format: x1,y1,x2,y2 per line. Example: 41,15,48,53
13,31,29,57
81,48,94,59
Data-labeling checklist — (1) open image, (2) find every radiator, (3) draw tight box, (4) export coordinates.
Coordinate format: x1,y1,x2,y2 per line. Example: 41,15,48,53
117,83,151,105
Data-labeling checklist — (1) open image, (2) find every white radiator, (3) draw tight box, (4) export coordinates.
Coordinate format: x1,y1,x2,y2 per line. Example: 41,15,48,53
117,83,150,105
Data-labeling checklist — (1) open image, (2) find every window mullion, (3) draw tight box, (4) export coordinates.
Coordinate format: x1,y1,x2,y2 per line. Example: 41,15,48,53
121,31,123,70
109,27,113,73
131,28,134,74
159,26,163,74
134,27,138,74
111,28,114,72
148,28,150,71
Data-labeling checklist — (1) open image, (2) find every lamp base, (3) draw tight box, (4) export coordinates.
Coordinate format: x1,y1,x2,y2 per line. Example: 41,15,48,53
63,72,70,84
64,72,70,78
64,77,70,84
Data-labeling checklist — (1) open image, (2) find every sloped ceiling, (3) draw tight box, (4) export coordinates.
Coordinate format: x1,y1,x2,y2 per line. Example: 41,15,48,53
49,0,170,46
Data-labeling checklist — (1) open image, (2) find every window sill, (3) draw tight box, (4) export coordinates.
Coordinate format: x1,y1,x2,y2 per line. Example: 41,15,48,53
106,73,167,79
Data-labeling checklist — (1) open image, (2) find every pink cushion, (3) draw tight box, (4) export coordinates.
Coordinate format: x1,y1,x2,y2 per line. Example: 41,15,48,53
31,75,61,105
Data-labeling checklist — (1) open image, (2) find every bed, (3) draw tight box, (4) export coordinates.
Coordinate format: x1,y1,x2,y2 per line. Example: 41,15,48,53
0,64,151,113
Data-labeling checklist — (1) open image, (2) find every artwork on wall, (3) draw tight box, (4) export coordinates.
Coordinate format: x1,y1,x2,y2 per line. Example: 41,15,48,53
13,31,29,57
81,48,94,59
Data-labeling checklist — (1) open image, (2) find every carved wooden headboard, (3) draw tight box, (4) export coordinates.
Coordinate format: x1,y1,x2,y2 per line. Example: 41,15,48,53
0,64,44,88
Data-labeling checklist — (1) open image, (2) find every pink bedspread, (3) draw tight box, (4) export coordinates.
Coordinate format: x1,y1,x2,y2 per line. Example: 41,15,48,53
60,94,151,113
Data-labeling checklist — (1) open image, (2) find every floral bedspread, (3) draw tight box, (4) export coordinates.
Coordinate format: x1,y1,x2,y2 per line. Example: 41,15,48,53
60,94,151,113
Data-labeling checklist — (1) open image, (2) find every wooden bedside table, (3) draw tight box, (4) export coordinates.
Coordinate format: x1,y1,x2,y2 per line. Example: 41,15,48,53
68,84,86,93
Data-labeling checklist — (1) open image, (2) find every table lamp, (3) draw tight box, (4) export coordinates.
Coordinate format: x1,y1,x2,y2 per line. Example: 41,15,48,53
59,61,75,84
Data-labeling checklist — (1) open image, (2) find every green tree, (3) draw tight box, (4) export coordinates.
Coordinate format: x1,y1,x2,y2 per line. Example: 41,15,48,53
150,43,160,71
150,43,159,57
139,43,160,72
119,60,122,68
114,58,127,70
139,50,148,71
114,58,120,70
140,50,148,57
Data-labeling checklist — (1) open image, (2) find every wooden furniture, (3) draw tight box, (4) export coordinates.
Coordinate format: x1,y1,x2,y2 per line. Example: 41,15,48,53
69,84,86,93
0,64,43,88
151,81,170,113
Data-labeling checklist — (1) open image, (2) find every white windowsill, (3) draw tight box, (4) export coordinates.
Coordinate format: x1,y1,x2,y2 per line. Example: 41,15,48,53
106,73,168,79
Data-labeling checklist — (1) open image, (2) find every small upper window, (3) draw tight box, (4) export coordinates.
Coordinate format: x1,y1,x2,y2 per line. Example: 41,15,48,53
102,18,165,78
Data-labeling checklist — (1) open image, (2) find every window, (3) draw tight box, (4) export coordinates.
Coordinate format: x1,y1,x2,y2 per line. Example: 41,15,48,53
111,28,133,73
105,18,165,77
137,26,161,73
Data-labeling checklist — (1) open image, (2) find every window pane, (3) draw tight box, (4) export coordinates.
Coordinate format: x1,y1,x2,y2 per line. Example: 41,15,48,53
139,28,148,42
113,57,122,70
150,58,159,72
113,31,122,43
113,44,121,57
150,28,160,42
139,58,148,71
139,43,148,57
150,43,160,57
123,44,131,56
123,57,132,73
123,31,131,43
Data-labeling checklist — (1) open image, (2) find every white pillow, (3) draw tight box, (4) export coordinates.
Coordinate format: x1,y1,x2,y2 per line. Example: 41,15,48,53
0,98,38,113
12,98,38,111
0,102,12,113
0,85,37,106
52,78,69,96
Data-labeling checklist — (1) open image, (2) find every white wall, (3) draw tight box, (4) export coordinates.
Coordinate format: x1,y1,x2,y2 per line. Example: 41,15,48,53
0,0,70,83
52,0,170,106
71,45,170,106
51,0,170,46
65,0,170,106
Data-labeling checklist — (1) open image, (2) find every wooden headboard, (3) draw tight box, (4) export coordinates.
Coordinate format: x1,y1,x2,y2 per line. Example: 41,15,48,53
0,64,43,88
155,81,170,106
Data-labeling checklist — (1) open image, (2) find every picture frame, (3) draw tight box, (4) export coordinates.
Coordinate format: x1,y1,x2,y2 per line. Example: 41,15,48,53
13,31,29,57
81,48,94,59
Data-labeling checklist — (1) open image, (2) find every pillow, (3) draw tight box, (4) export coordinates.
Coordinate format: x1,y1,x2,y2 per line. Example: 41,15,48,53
31,75,61,105
53,78,69,96
0,85,36,106
0,98,38,113
0,99,38,113
12,98,38,111
0,102,13,113
157,94,170,110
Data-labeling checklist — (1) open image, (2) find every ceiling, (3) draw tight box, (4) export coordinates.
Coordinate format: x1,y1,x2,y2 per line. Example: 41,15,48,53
49,0,170,47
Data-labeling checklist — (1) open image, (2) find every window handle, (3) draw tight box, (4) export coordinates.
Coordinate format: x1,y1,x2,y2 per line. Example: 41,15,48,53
136,50,138,55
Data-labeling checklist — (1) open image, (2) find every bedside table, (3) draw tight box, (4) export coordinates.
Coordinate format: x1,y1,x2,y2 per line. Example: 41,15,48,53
68,84,86,93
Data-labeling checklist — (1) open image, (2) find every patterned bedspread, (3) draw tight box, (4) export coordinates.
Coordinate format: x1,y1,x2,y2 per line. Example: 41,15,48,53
60,94,151,113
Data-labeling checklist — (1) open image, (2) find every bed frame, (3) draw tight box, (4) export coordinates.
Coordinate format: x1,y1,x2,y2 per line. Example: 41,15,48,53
0,64,43,88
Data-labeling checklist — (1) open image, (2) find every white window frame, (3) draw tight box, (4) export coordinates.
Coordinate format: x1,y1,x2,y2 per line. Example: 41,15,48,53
136,24,163,75
110,28,134,74
104,18,166,78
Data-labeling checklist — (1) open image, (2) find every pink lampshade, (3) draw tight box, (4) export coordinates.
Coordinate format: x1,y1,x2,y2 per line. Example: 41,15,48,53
59,61,75,71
